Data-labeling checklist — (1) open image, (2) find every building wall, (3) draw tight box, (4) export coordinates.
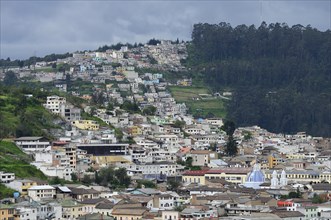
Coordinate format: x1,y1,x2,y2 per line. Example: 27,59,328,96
162,210,179,220
6,180,37,195
72,120,100,130
182,175,205,185
192,154,209,167
0,172,15,183
28,188,56,201
0,208,16,220
205,173,248,184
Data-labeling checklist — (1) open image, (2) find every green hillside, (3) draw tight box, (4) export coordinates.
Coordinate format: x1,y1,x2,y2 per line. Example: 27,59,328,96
0,141,47,179
0,85,60,139
187,22,331,136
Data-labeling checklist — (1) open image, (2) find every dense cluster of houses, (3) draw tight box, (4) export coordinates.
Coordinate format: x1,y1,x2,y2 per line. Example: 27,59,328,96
2,102,331,219
1,41,331,220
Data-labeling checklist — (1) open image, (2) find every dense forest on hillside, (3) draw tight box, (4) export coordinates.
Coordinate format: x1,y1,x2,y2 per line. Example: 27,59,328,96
188,22,331,137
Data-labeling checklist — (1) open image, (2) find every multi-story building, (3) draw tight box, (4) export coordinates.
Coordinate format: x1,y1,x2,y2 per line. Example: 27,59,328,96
182,170,209,185
190,150,214,167
14,137,50,153
268,154,285,168
204,168,252,184
43,95,66,114
6,179,38,195
60,103,81,121
0,171,15,183
265,170,331,184
27,185,56,201
0,205,16,220
121,161,184,176
72,120,100,130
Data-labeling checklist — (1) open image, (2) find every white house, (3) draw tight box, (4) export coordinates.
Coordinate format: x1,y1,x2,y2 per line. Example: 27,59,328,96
0,171,15,183
27,185,56,201
14,137,50,153
162,210,179,220
153,192,180,210
43,95,66,114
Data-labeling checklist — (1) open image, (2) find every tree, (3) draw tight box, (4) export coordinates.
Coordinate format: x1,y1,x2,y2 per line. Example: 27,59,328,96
49,176,62,185
243,130,252,140
3,71,18,86
107,103,114,111
167,179,181,191
142,106,157,115
188,22,331,137
288,188,302,198
221,120,236,136
225,136,238,156
51,63,57,69
0,111,10,142
312,193,328,204
120,100,140,113
82,175,93,185
147,38,161,45
96,166,131,189
185,157,193,168
173,120,186,129
114,168,131,188
137,180,156,188
71,173,78,182
65,73,71,90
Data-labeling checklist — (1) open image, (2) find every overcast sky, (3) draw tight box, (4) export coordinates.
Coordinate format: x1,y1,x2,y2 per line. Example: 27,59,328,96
1,0,330,60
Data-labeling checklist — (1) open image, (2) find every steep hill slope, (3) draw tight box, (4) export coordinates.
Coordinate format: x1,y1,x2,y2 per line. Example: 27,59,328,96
0,141,47,179
187,22,331,136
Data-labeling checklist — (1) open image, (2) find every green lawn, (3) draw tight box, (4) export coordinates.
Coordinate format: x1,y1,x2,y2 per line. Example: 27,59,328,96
168,86,227,118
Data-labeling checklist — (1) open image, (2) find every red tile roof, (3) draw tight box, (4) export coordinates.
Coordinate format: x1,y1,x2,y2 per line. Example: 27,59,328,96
183,170,210,176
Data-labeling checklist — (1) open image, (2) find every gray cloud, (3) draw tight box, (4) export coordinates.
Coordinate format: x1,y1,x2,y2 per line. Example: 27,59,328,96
1,0,330,59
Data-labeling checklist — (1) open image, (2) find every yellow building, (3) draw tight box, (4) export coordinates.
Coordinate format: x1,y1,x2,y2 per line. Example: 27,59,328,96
286,153,305,160
6,179,38,195
268,154,285,169
204,168,251,184
72,120,99,130
0,205,16,220
61,199,86,219
111,208,148,220
128,126,142,136
265,170,331,184
182,170,208,185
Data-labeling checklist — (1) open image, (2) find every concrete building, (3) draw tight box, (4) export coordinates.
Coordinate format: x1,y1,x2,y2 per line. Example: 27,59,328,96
27,185,56,201
72,120,100,130
14,137,50,153
43,95,66,114
0,171,15,183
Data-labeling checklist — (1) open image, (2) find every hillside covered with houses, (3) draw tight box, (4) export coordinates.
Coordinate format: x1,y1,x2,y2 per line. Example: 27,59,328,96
0,38,330,220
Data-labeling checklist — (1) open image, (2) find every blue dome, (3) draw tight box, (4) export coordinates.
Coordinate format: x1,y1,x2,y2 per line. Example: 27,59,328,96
247,170,265,182
243,164,265,189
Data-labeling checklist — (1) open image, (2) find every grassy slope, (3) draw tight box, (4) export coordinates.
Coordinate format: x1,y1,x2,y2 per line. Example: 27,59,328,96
0,141,47,180
168,86,226,118
0,183,16,198
0,93,59,138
